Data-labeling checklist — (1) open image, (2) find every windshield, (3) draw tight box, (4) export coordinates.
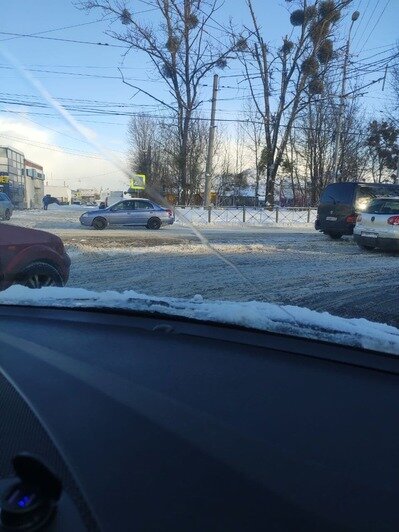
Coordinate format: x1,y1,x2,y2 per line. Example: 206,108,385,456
365,198,399,214
1,0,399,355
356,186,399,211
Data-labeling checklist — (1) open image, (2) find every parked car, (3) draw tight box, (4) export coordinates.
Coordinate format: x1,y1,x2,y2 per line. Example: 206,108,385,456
0,224,71,290
315,182,399,239
354,197,399,251
0,192,13,220
79,198,175,230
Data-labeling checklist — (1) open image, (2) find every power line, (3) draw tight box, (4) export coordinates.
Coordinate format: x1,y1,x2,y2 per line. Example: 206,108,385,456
351,0,371,43
0,63,153,70
0,31,128,48
0,91,160,108
0,106,374,139
0,65,152,82
7,110,125,155
0,19,104,42
354,0,382,53
0,133,112,159
358,0,392,54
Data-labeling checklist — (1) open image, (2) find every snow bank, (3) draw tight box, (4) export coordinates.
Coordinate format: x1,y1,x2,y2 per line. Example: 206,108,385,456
1,286,399,356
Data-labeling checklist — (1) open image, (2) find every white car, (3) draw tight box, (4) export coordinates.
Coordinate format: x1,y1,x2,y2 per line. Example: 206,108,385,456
354,197,399,251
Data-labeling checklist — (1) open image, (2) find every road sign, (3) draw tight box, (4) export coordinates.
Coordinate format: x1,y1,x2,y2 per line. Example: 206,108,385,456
130,174,146,190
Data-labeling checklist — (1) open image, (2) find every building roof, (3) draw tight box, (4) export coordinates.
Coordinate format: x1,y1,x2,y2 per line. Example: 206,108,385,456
25,159,43,171
0,145,24,156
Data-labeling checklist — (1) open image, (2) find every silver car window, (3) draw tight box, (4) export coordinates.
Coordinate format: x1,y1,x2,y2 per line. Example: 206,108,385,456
366,199,399,214
110,201,135,211
134,200,153,210
380,200,399,214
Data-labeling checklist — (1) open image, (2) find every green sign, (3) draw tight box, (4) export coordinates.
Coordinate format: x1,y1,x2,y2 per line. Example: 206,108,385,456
130,174,146,190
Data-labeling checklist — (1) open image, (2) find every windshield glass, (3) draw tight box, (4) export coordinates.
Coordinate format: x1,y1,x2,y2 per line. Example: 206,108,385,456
1,0,399,355
356,186,399,211
366,199,399,214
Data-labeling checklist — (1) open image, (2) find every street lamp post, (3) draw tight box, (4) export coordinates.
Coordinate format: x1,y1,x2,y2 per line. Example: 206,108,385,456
332,10,360,183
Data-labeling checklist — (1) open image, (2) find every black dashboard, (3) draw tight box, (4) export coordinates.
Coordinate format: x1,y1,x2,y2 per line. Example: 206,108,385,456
0,305,398,531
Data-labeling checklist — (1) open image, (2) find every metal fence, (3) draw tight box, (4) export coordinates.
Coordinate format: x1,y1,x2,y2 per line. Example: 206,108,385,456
175,206,317,225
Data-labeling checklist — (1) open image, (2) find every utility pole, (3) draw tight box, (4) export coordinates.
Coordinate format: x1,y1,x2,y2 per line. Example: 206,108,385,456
332,10,360,182
204,74,218,208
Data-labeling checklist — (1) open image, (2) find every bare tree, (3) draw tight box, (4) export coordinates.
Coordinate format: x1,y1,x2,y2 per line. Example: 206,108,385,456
365,120,399,183
241,100,264,205
389,46,399,120
80,0,246,203
240,0,352,206
128,114,209,201
292,86,369,203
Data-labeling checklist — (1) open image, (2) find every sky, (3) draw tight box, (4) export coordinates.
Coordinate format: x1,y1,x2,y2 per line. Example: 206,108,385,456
0,0,398,190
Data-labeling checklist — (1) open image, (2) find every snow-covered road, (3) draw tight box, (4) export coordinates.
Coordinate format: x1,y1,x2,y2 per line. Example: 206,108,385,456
6,206,399,326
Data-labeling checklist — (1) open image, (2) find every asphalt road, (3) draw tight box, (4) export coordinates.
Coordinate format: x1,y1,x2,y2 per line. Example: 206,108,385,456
7,209,399,326
66,227,398,327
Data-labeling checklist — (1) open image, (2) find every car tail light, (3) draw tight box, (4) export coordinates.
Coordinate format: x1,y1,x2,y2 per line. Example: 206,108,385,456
387,216,399,225
346,214,357,224
356,215,362,223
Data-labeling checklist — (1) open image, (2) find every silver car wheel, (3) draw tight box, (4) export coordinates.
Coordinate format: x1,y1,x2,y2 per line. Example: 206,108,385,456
24,274,57,289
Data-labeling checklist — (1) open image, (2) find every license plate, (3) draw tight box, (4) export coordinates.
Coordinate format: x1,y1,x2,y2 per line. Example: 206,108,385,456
361,231,378,238
326,216,337,221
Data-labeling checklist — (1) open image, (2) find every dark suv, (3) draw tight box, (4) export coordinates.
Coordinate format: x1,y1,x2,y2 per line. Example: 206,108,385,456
0,224,71,290
315,182,399,239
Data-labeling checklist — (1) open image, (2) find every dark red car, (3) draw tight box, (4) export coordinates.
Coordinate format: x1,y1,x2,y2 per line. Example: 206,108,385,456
0,224,71,290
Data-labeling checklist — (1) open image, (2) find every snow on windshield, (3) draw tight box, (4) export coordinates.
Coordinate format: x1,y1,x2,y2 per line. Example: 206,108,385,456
2,286,399,356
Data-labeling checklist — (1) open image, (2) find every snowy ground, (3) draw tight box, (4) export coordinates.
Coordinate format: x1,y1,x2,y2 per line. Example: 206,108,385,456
6,206,399,326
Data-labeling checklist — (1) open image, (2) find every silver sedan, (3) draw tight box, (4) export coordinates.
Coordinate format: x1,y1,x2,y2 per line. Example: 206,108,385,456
79,198,175,230
354,197,399,251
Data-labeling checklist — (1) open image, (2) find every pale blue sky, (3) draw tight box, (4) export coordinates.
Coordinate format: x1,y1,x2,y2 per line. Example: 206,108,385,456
0,0,397,187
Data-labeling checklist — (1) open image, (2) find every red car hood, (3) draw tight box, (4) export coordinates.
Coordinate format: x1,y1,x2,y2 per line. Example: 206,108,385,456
0,223,57,245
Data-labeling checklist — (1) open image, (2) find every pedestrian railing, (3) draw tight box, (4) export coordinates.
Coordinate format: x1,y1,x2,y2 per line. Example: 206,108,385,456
175,206,317,226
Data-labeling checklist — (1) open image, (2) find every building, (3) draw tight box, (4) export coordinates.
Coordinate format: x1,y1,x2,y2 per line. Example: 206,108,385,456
24,159,45,209
72,188,100,204
0,146,25,208
44,185,72,205
0,146,45,208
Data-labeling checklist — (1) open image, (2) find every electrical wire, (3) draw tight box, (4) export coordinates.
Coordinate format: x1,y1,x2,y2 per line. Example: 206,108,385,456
0,19,105,42
0,31,129,48
358,0,392,54
353,0,382,53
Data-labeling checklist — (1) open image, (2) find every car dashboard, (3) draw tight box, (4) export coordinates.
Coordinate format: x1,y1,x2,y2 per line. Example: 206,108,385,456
0,305,398,531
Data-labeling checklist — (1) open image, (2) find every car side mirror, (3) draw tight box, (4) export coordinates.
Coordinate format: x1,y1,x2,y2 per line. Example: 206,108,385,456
99,203,105,210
